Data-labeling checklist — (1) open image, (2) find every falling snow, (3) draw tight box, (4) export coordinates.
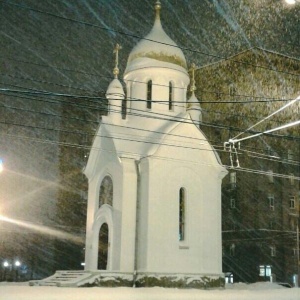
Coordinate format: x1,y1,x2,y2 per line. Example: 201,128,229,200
0,0,299,286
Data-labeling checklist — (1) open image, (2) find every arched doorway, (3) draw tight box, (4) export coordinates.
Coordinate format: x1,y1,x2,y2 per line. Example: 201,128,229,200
98,223,109,270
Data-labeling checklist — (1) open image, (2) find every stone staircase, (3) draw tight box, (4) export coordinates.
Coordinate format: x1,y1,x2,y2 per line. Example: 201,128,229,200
29,270,96,287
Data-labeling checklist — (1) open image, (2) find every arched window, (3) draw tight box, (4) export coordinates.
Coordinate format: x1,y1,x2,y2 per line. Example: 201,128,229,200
98,223,109,270
179,188,185,241
169,81,173,110
99,176,113,207
147,80,152,109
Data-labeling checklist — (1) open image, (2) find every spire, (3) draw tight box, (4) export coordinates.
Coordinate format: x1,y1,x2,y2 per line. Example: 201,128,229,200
155,0,161,20
187,63,202,126
190,63,197,94
113,43,122,78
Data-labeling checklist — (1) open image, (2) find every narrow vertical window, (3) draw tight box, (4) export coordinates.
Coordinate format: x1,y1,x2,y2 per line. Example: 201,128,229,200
288,149,294,161
230,198,236,209
179,188,185,241
289,173,295,186
230,243,235,256
229,84,237,100
270,246,276,257
267,170,274,183
147,80,152,109
169,81,173,110
289,196,295,209
268,195,274,210
99,176,113,207
230,172,236,189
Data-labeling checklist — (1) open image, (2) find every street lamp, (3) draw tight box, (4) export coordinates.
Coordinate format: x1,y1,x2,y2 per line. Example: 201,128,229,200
3,261,10,281
14,260,21,281
15,260,21,267
3,261,9,268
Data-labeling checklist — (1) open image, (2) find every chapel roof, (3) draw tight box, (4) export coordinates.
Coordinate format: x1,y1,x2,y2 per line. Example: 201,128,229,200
124,1,187,74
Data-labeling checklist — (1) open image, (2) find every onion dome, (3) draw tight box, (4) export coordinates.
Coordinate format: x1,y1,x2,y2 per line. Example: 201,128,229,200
106,44,125,98
124,1,187,74
106,44,125,118
187,63,202,126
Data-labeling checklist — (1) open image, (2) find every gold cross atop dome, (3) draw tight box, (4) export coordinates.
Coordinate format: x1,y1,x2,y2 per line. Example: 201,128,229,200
190,63,197,92
113,43,122,78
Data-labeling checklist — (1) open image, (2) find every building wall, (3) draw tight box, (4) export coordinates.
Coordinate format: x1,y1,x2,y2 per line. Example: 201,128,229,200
195,48,300,284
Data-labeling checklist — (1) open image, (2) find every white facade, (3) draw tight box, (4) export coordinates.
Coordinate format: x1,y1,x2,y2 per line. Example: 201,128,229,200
84,1,227,285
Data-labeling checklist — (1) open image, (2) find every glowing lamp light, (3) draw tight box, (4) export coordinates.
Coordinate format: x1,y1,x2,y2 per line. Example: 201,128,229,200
285,0,296,4
15,260,21,267
3,261,9,268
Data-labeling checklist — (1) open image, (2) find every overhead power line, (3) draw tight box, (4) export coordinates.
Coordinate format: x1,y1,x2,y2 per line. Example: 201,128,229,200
1,79,298,137
1,90,299,143
1,129,299,182
233,95,300,141
1,68,298,104
1,105,299,168
1,1,300,78
2,99,298,163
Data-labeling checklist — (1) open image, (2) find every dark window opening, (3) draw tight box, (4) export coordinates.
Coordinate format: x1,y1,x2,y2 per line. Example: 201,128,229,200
99,176,113,207
147,80,152,109
98,223,109,270
179,188,185,241
169,82,173,110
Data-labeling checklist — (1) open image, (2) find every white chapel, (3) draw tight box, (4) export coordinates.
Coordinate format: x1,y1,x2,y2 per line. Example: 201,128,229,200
83,1,227,288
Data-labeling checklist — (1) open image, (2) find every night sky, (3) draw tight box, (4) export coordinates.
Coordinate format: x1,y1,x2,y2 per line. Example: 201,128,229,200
0,0,299,230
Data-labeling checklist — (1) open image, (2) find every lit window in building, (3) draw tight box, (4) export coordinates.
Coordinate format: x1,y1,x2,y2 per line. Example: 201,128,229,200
268,195,274,210
230,198,236,209
289,174,295,186
146,80,152,109
169,81,173,110
230,243,235,256
267,170,274,183
230,172,236,188
179,188,186,241
229,84,237,100
270,246,276,257
290,218,295,230
289,196,295,209
259,265,272,277
287,149,294,161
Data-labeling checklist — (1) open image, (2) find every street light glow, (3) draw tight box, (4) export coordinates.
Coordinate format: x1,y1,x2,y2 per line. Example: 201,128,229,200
3,261,9,268
15,260,21,267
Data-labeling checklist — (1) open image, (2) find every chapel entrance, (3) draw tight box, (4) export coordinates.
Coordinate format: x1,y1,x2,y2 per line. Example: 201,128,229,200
98,223,109,270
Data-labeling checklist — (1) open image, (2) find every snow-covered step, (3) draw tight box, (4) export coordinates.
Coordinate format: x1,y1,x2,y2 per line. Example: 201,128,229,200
29,270,95,287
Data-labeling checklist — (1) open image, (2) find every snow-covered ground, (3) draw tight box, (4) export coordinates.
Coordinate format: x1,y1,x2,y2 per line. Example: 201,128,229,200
0,282,299,300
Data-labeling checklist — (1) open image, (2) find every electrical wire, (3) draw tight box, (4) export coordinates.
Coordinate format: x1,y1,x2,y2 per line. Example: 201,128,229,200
1,86,299,146
1,1,300,78
1,84,297,105
1,58,298,104
232,95,300,141
230,120,300,144
1,129,299,181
